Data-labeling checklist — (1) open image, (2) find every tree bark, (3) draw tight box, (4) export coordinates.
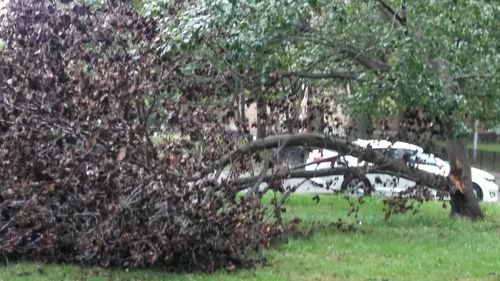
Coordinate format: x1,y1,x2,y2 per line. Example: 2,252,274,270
353,113,372,139
347,83,372,139
238,93,245,132
396,112,408,141
306,88,325,133
256,98,267,139
446,138,483,219
284,108,293,134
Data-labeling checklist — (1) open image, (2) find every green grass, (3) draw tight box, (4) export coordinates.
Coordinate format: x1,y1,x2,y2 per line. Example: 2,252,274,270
2,195,500,281
470,143,500,153
436,140,500,153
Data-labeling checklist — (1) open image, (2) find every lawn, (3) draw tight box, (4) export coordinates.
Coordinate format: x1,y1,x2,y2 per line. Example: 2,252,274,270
469,143,500,153
1,195,500,281
436,140,500,153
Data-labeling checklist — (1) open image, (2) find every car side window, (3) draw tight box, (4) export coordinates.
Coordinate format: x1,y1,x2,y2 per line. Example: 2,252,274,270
389,148,417,160
388,148,402,159
413,153,437,166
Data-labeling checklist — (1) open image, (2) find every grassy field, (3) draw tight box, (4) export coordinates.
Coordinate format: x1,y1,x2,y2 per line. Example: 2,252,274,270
1,195,500,281
470,143,500,153
434,141,500,171
436,141,500,153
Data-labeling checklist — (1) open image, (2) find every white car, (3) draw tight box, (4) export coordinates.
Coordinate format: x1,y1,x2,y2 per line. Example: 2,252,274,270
305,139,499,202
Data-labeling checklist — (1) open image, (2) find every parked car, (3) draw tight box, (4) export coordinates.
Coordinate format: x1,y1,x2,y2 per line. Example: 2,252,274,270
305,139,499,202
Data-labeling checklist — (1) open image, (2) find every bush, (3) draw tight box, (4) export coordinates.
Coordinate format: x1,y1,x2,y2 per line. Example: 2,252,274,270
0,0,271,271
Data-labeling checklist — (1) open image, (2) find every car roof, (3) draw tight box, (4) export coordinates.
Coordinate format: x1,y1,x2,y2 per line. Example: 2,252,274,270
391,141,424,152
355,139,424,152
353,139,392,149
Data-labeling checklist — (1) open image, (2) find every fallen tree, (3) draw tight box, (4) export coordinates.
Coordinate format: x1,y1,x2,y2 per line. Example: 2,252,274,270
164,0,491,220
211,133,453,192
0,0,485,273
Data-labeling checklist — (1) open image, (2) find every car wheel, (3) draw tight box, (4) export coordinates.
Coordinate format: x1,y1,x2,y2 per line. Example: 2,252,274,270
472,183,483,201
341,177,372,196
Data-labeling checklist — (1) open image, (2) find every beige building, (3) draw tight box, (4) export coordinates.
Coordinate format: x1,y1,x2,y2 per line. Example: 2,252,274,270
239,84,350,137
236,84,405,139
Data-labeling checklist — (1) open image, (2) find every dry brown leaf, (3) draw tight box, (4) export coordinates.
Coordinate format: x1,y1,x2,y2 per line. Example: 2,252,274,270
117,147,127,162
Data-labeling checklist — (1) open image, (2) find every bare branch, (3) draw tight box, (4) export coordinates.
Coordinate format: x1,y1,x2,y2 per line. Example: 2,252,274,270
375,0,406,28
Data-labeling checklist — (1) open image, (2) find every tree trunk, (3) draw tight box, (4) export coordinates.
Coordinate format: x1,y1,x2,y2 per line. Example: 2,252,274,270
274,108,280,133
347,83,372,139
306,88,324,133
235,101,241,126
256,99,266,139
396,111,408,141
446,138,483,219
237,93,245,131
284,108,293,134
353,113,372,139
432,58,483,219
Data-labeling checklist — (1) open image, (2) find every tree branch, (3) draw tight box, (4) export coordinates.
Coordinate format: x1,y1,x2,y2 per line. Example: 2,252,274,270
214,133,456,193
275,70,362,81
375,0,406,28
229,167,362,188
286,34,391,73
453,73,492,81
227,166,419,188
339,45,391,73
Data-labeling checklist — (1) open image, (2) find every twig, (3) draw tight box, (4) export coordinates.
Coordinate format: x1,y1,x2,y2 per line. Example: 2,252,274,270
0,218,15,233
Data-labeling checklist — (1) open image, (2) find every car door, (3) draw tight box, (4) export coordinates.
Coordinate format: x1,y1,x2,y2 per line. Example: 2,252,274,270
367,148,417,196
413,153,447,176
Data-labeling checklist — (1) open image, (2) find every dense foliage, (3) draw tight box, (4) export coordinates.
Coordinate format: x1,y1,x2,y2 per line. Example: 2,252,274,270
0,0,494,272
0,0,293,271
162,0,498,218
165,0,500,134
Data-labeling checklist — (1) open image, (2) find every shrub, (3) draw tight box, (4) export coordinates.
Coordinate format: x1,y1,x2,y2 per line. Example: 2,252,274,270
0,0,271,271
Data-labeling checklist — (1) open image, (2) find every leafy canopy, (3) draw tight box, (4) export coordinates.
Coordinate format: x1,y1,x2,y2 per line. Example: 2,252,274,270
159,0,500,134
